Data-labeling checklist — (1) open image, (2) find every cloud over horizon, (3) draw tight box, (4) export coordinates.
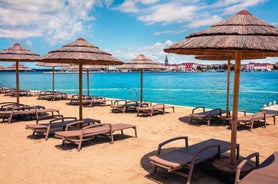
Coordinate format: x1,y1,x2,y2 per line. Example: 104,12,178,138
0,0,276,66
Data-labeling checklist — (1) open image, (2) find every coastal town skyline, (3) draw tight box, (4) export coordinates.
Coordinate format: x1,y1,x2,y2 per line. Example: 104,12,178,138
0,0,278,68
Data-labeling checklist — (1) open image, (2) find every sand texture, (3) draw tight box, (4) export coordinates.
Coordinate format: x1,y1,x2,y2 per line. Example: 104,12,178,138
0,95,277,184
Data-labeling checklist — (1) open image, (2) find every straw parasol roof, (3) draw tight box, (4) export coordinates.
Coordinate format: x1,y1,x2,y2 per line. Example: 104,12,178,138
41,37,123,120
195,55,266,60
119,54,165,102
6,63,32,71
165,10,278,57
0,43,40,104
0,43,40,61
36,62,69,67
67,65,109,71
41,38,122,65
119,54,165,70
0,65,6,71
164,10,278,168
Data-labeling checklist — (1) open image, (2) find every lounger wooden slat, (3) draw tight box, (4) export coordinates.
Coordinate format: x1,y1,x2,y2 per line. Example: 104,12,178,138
111,100,139,113
236,151,278,184
0,105,59,124
136,102,175,116
149,137,239,184
54,123,137,151
190,107,226,125
237,111,276,131
82,97,106,107
26,117,101,140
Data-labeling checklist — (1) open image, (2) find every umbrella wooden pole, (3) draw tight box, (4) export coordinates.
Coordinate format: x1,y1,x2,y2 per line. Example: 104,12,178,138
226,57,231,117
231,51,241,164
16,61,19,104
87,68,89,96
52,66,55,93
140,69,143,103
79,62,83,120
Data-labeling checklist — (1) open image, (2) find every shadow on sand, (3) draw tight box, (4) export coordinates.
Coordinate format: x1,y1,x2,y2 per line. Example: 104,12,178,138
140,147,236,184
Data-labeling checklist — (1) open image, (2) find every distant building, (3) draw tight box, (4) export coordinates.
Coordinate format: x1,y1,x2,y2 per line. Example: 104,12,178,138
245,62,274,71
178,62,197,71
164,64,178,71
164,55,169,65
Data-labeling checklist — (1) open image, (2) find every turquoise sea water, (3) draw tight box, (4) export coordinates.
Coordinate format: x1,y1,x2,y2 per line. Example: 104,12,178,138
0,71,277,113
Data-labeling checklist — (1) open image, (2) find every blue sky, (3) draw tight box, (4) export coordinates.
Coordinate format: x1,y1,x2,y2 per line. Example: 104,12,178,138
0,0,278,68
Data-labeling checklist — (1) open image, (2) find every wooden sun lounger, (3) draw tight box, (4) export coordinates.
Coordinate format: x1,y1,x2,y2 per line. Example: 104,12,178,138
0,105,59,124
136,102,175,116
149,137,239,184
44,92,68,101
68,95,91,105
235,151,278,184
55,123,137,151
111,100,139,113
190,107,225,125
82,96,106,107
26,117,101,140
237,111,276,131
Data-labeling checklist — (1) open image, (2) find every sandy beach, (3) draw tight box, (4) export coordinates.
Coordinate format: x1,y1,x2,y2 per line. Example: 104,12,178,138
0,94,277,184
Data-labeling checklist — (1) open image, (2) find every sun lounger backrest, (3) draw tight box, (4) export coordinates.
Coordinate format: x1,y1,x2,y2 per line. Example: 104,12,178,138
235,152,278,184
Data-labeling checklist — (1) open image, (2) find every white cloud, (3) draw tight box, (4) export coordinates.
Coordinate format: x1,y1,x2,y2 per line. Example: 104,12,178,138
154,29,185,36
138,3,197,25
139,0,159,5
0,0,112,45
25,40,32,47
115,0,139,13
115,0,268,33
111,40,195,64
188,15,222,28
211,0,267,14
115,0,159,13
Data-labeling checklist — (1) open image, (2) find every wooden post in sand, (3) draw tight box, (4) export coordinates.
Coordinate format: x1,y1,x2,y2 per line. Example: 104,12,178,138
79,62,83,120
231,50,241,164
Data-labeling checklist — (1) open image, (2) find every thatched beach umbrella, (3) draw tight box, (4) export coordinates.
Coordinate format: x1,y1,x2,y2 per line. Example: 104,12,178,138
6,63,32,71
0,43,40,104
41,37,123,120
0,65,5,71
119,54,165,102
67,65,109,96
36,62,70,93
164,10,278,167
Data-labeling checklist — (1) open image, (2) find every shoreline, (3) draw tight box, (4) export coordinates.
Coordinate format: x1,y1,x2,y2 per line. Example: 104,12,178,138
0,94,278,184
0,71,277,113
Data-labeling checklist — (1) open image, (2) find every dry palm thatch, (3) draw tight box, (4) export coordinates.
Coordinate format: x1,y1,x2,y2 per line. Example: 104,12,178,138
67,65,109,71
6,63,32,71
0,65,6,70
195,55,266,60
0,43,40,104
119,54,165,70
41,37,123,120
164,10,278,167
165,10,278,58
0,43,40,61
119,54,165,102
42,38,122,65
36,62,69,67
